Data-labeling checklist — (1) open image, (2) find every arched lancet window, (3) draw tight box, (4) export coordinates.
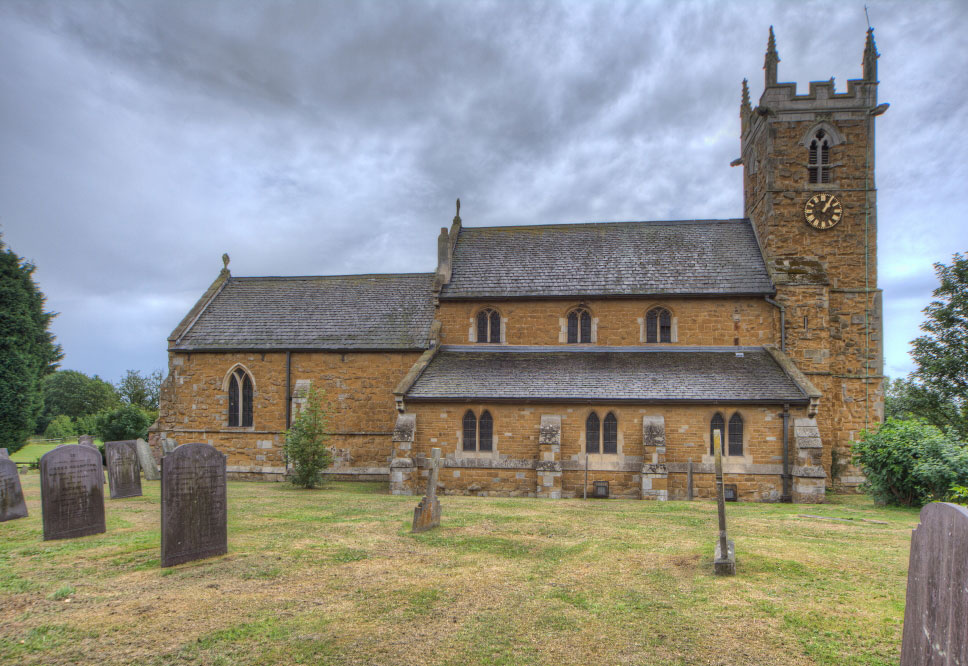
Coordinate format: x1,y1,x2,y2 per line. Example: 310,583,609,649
585,412,600,454
462,410,477,451
808,129,831,184
479,410,493,452
476,308,501,343
728,412,744,456
228,367,253,427
646,307,672,343
568,307,592,343
710,412,725,455
603,412,618,454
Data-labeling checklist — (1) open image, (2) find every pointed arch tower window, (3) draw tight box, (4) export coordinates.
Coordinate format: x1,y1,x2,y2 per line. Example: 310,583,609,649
228,367,253,427
808,129,831,184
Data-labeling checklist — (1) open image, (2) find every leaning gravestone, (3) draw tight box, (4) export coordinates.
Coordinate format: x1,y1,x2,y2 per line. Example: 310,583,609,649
40,444,106,540
412,447,442,533
161,442,227,567
134,438,160,481
77,435,96,448
0,456,28,522
105,440,142,499
900,502,968,665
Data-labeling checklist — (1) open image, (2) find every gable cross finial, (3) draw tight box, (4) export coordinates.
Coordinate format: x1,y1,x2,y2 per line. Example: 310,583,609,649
764,26,780,87
221,253,230,273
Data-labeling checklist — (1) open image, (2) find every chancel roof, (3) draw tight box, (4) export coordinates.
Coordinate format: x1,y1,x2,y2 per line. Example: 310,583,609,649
439,219,773,299
171,273,436,351
405,346,808,403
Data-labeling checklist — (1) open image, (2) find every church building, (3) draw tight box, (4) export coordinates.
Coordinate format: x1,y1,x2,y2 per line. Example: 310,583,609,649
154,28,885,503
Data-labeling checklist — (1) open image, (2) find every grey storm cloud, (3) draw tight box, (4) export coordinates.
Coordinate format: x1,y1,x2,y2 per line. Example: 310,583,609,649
0,0,966,384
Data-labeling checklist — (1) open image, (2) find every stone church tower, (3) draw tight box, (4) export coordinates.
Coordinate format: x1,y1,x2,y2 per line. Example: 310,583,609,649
740,27,885,486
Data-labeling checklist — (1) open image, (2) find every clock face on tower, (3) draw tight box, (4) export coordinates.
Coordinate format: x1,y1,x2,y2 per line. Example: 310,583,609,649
804,193,843,230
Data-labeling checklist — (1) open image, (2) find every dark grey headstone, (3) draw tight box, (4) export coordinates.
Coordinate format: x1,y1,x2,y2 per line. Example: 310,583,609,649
77,435,96,448
901,502,968,665
161,442,227,567
105,440,142,499
40,444,105,540
0,457,28,522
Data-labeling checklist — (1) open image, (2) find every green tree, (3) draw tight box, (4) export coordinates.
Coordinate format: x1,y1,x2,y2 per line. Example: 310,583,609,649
40,370,119,431
43,414,75,440
283,387,333,488
116,369,163,410
94,404,153,442
907,253,968,438
884,376,967,437
0,235,63,452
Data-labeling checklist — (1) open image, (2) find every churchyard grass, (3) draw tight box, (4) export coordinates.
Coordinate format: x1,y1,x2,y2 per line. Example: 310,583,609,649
1,474,915,665
8,443,62,464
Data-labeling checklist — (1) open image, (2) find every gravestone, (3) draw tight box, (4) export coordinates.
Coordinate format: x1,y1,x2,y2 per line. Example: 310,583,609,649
105,440,142,499
134,438,160,480
0,448,8,459
161,442,227,567
77,435,96,448
40,444,105,540
712,430,735,575
162,438,177,455
412,447,442,533
900,502,968,665
0,457,28,522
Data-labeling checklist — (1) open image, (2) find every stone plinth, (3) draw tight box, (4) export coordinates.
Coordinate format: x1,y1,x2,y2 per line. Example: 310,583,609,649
792,418,826,503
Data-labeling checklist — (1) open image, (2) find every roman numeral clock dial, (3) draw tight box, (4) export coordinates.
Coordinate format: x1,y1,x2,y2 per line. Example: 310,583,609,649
804,193,843,230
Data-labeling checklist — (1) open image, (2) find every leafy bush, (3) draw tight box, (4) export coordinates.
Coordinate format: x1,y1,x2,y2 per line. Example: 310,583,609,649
948,485,968,505
43,415,75,440
283,387,333,489
854,418,968,506
73,413,100,440
94,404,153,442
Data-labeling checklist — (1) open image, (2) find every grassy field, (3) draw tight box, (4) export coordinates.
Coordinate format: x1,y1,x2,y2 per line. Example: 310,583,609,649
0,474,917,665
8,439,106,464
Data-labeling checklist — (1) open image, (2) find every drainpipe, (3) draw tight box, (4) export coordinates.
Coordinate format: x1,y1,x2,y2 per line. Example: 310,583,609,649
765,296,786,352
285,351,292,429
781,402,791,503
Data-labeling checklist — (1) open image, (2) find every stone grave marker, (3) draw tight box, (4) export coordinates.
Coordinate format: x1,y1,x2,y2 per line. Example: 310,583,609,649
1,456,28,522
712,430,735,575
40,444,106,540
0,448,9,459
105,440,142,499
411,447,442,533
161,442,227,567
162,438,177,455
135,438,160,481
77,435,96,449
901,502,968,665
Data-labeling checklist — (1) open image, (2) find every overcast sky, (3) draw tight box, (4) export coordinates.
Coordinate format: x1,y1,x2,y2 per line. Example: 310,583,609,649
1,0,966,385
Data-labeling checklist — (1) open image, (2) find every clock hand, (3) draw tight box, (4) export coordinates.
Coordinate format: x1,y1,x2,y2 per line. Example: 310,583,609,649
822,199,832,213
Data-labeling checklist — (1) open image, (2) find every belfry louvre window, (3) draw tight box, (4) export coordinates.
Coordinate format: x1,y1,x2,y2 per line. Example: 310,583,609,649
646,307,672,343
808,129,831,184
568,308,592,343
476,309,501,343
228,368,253,427
462,410,493,452
586,412,618,454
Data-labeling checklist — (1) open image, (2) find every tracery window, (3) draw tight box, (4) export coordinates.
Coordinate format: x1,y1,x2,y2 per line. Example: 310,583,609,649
568,307,592,344
645,307,672,343
462,409,494,452
709,412,725,455
709,412,744,456
476,308,501,343
808,129,831,184
586,411,618,454
228,367,253,427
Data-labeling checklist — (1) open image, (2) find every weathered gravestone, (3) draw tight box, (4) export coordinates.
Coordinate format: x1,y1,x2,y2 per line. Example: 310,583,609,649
0,457,28,522
412,447,442,533
0,448,9,459
134,438,160,481
161,442,227,567
900,502,968,665
77,435,96,448
712,430,735,575
105,440,142,499
162,438,177,455
40,444,106,540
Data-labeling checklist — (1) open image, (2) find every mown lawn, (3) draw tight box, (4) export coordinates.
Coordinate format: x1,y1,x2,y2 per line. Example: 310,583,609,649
8,440,105,464
0,473,917,665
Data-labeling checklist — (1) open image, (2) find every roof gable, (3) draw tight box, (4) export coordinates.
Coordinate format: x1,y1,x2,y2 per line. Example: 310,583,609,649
440,219,773,299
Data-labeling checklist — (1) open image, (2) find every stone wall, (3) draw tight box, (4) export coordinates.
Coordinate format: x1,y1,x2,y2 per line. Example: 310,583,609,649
156,350,422,478
399,401,811,500
436,297,776,347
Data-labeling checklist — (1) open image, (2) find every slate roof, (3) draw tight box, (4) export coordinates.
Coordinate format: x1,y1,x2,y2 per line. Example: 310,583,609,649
439,219,773,299
172,273,436,351
405,346,808,403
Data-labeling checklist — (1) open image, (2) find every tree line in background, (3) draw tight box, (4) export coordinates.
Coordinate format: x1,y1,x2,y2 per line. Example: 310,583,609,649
0,234,163,453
